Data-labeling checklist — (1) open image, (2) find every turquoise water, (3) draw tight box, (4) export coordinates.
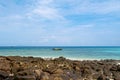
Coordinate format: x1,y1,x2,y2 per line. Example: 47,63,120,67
0,46,120,60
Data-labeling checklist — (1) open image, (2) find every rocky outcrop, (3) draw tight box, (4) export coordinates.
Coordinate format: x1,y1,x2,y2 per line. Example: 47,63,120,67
0,56,120,80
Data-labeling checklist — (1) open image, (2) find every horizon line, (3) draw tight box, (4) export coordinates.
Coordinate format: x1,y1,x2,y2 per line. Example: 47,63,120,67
0,46,120,47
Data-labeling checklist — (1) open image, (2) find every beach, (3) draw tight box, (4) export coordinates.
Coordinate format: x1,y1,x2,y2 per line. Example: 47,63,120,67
1,0,120,80
0,56,120,80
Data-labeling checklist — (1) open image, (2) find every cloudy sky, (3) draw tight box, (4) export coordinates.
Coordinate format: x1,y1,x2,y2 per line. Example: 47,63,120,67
0,0,120,46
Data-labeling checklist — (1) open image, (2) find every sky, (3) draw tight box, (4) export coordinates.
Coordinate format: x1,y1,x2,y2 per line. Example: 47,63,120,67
0,0,120,46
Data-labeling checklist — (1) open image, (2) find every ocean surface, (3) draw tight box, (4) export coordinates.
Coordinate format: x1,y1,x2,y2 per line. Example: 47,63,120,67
0,46,120,60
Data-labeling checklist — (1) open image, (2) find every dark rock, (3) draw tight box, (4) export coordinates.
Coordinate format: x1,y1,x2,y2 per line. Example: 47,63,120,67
97,75,106,80
112,72,120,80
0,56,120,80
0,71,9,79
92,73,101,79
14,75,36,80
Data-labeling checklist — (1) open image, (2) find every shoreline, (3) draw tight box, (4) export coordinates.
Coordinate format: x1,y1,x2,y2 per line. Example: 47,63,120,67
1,55,120,61
0,56,120,80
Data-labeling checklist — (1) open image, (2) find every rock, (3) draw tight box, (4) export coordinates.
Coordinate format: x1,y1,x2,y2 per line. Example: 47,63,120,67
117,65,120,71
110,65,120,72
0,70,9,79
54,77,63,80
40,72,50,80
17,69,34,76
116,63,120,65
14,75,36,80
0,56,120,80
9,73,14,77
74,66,80,71
112,72,120,80
0,60,11,71
54,56,66,61
80,66,92,78
34,69,42,76
92,73,101,79
54,69,64,74
0,57,6,60
110,66,117,71
97,75,106,80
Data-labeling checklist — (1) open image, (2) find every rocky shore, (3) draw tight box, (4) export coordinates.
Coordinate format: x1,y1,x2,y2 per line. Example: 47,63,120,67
0,56,120,80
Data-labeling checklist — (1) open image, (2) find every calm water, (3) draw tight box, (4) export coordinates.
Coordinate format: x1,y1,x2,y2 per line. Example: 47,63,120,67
0,46,120,60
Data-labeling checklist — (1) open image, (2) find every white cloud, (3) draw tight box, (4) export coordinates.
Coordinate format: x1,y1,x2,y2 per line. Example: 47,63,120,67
27,0,65,21
26,0,120,26
32,6,63,20
57,0,120,15
29,24,94,44
38,0,53,5
83,0,120,14
7,15,24,20
41,24,94,43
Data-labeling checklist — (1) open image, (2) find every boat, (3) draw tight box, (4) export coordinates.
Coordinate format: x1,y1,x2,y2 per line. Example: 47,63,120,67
52,48,62,51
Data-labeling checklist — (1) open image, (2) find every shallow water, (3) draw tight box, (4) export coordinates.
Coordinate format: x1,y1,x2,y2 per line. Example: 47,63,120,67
0,46,120,60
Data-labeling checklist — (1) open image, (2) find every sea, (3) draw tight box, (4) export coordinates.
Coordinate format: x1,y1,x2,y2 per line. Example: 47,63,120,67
0,46,120,60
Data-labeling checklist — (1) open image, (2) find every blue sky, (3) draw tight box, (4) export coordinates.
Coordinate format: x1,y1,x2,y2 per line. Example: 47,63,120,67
0,0,120,46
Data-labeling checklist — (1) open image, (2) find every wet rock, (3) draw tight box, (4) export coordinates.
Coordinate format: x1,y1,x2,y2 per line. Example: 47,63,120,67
54,56,66,61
